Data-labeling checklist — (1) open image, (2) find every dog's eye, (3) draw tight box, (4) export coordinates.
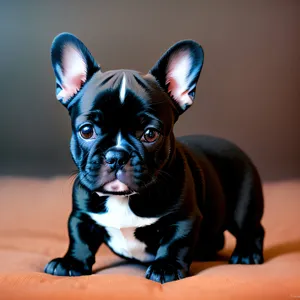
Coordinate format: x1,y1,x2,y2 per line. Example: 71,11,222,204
79,125,95,140
141,129,160,143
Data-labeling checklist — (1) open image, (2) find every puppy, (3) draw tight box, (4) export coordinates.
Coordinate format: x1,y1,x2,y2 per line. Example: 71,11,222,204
44,33,265,283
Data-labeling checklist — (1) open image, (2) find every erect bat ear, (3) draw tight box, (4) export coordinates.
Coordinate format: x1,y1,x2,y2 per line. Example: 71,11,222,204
51,32,101,107
149,40,204,114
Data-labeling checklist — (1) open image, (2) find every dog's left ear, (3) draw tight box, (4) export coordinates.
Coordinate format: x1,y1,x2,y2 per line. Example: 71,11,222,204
149,40,204,114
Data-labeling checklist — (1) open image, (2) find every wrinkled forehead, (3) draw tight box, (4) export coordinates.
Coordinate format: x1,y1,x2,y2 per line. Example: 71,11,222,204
71,70,174,130
80,70,153,112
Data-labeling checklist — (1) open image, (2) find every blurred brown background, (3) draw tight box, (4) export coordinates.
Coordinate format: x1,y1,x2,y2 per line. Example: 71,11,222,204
0,0,299,181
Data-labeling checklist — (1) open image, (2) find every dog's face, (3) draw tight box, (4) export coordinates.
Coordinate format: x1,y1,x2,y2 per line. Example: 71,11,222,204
51,33,203,195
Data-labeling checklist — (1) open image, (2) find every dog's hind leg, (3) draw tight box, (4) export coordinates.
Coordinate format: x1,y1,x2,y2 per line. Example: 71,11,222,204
227,166,265,264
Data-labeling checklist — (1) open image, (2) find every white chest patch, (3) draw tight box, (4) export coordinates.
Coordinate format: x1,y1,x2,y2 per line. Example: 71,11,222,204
88,195,159,262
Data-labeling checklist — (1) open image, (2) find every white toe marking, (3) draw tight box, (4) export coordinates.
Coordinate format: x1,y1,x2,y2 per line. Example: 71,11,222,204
119,73,126,103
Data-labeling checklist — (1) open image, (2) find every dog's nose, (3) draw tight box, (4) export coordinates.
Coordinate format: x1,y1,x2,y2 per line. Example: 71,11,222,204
104,149,130,169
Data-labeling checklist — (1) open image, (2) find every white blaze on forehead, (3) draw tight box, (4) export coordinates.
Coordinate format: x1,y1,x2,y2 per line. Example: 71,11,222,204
119,73,127,103
166,51,193,108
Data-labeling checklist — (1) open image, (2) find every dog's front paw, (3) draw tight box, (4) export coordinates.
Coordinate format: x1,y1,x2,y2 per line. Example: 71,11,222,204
145,260,186,284
44,257,91,276
229,250,264,265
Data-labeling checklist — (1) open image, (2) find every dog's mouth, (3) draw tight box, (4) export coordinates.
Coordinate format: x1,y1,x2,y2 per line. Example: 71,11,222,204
96,179,136,196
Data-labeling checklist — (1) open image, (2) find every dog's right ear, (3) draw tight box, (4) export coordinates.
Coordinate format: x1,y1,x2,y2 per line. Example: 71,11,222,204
51,33,101,107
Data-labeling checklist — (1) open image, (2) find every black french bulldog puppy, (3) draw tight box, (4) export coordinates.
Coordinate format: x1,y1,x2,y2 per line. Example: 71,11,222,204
44,33,265,283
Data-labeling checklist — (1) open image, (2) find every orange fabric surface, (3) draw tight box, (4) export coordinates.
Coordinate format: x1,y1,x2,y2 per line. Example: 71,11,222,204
0,177,299,300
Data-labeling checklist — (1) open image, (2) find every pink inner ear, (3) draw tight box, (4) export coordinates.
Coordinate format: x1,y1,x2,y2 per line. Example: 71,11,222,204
57,45,87,102
166,51,193,108
57,74,86,103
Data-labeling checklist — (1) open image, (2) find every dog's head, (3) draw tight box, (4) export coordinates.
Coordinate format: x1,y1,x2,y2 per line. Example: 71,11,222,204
51,33,204,195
